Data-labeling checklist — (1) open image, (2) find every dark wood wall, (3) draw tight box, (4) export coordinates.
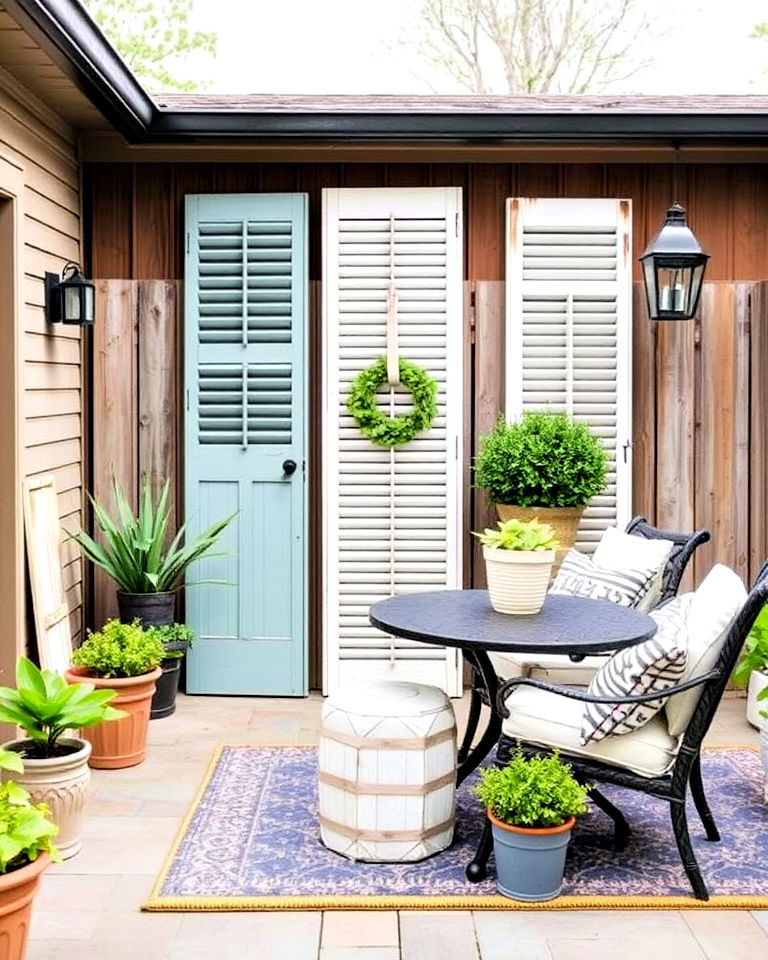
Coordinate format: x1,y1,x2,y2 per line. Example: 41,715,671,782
85,161,768,283
83,160,768,689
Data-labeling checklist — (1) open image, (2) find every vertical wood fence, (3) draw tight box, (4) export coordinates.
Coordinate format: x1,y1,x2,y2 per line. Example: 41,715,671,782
90,279,768,687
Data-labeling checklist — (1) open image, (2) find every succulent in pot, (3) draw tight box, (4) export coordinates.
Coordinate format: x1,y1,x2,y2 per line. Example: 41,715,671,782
473,518,559,615
0,657,124,858
145,623,194,720
65,619,165,769
474,748,589,901
731,604,768,728
70,476,235,626
0,747,59,959
474,411,607,570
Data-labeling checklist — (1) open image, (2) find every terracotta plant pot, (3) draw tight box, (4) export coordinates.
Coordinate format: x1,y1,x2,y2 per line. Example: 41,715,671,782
1,738,91,860
64,667,162,769
0,853,50,960
495,504,584,575
483,546,555,615
487,809,574,901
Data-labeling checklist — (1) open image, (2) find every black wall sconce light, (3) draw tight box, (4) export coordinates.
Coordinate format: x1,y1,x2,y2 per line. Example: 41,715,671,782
638,202,709,321
45,262,95,326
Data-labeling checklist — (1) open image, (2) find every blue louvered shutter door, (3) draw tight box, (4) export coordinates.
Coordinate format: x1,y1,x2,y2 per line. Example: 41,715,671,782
184,194,308,695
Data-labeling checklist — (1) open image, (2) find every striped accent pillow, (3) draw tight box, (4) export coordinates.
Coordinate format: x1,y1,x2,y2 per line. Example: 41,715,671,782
549,548,658,609
580,598,688,745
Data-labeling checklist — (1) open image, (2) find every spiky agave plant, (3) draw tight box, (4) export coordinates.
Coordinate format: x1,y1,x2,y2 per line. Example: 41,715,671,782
71,477,235,594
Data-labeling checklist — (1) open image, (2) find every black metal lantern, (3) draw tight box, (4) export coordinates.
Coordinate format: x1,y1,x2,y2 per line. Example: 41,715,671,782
45,262,95,326
639,203,709,321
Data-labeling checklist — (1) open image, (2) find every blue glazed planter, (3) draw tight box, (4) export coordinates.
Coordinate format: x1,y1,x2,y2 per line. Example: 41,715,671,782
488,809,574,901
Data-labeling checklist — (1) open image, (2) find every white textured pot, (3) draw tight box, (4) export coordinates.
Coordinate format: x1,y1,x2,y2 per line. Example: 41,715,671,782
760,725,768,804
746,670,768,729
483,546,555,615
1,737,91,859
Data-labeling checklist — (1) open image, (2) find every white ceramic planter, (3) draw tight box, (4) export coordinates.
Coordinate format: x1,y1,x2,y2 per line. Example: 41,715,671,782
1,737,91,859
483,547,555,615
746,670,768,729
760,725,768,804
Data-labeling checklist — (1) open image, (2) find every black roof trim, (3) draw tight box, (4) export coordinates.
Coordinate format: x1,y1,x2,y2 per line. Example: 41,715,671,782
7,0,768,145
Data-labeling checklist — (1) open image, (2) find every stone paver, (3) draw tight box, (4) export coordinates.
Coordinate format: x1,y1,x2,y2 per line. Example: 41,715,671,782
24,694,766,960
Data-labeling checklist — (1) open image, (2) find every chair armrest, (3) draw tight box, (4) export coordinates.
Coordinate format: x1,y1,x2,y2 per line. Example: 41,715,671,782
495,671,720,718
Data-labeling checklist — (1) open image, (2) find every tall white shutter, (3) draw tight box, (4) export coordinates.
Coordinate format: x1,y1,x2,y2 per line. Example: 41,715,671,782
505,198,632,550
323,188,463,696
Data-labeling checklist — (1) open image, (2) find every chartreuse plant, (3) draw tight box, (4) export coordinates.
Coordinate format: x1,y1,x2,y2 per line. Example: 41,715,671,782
72,619,166,680
0,749,59,872
475,411,607,507
473,518,559,552
71,476,235,594
0,658,125,760
732,604,768,687
475,749,589,829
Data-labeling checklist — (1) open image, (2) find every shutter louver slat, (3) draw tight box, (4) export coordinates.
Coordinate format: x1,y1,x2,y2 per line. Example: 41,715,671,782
507,199,632,554
324,189,462,695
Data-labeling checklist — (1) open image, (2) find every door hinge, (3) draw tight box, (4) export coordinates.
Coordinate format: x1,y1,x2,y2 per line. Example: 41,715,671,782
455,211,459,238
186,389,190,411
468,287,476,345
622,440,632,464
186,232,190,255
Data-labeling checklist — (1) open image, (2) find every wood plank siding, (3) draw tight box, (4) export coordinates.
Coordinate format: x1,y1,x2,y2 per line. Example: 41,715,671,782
84,160,768,687
0,57,83,645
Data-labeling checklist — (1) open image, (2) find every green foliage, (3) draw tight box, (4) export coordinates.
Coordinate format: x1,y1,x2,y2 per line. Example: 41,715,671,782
145,623,194,659
70,477,234,594
0,658,125,760
84,0,217,92
0,750,59,873
474,412,608,507
732,605,768,687
474,749,589,829
757,684,768,721
473,517,559,552
72,619,166,679
346,357,438,447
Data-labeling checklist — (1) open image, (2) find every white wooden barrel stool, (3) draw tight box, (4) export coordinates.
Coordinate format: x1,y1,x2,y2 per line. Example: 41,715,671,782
319,681,457,863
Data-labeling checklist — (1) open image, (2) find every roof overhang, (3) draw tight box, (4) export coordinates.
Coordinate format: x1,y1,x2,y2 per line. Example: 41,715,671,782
6,0,768,146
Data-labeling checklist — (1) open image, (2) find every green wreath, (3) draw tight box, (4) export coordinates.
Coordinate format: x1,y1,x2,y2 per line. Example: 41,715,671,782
347,357,438,447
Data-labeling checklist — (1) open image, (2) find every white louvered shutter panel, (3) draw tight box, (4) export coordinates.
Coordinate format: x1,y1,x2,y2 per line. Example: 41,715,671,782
323,188,463,696
505,198,632,551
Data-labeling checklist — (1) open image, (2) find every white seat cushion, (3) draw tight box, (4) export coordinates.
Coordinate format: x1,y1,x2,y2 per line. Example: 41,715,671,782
502,686,679,778
665,564,747,736
490,650,607,686
593,526,674,612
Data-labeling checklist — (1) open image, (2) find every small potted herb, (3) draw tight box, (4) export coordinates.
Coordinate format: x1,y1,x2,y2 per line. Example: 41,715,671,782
732,605,768,728
475,749,588,901
0,748,59,959
146,623,194,719
65,619,165,769
474,412,607,569
0,658,124,858
71,477,234,627
473,518,559,615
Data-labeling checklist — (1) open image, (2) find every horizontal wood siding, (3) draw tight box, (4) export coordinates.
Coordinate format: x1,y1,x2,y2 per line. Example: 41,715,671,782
0,64,83,643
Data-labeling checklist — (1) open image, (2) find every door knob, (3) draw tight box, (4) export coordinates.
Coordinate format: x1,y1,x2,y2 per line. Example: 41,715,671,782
282,459,297,479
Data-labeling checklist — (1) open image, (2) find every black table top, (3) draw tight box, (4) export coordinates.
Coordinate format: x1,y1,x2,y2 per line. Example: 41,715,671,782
369,590,656,655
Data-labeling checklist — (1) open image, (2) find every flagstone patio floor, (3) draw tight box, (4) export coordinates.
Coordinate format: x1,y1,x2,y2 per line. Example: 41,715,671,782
27,692,767,960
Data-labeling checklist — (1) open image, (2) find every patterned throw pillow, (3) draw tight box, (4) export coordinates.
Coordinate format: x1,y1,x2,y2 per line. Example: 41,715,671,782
549,548,658,609
580,597,689,745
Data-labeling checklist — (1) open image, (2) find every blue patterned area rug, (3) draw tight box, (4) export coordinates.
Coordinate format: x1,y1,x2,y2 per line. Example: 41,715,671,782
144,745,768,911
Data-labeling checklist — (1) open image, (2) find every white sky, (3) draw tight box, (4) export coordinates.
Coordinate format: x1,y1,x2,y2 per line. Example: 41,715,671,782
181,0,768,95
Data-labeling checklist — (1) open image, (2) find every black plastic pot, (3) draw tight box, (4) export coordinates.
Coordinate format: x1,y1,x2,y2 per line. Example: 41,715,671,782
151,640,188,719
117,591,175,627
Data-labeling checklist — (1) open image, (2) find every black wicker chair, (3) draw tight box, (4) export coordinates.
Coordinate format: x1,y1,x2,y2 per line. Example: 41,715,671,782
466,560,768,901
457,518,711,764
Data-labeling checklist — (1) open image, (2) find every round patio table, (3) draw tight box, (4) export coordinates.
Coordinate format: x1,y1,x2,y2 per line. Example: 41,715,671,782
369,589,656,784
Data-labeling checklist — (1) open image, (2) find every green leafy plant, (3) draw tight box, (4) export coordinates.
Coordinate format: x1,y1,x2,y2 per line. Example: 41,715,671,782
732,605,768,687
145,623,194,660
473,517,559,552
72,619,166,679
71,477,234,594
475,749,589,829
0,749,59,873
0,658,125,760
474,411,608,507
346,357,438,447
757,685,768,722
